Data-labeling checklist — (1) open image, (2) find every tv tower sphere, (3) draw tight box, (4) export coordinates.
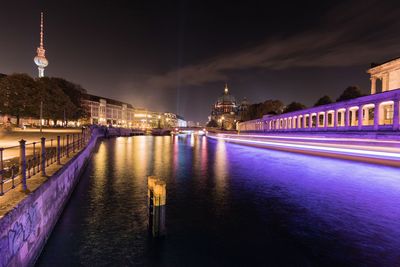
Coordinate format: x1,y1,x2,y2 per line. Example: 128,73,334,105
34,12,48,78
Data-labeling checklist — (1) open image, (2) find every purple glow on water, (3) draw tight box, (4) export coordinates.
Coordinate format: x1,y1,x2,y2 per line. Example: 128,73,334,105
219,138,400,263
37,136,400,266
209,134,400,161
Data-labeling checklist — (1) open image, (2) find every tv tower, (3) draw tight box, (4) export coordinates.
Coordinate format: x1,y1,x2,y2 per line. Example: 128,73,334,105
34,12,48,78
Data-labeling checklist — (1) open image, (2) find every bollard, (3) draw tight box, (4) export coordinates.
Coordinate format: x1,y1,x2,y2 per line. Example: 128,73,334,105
19,139,27,191
153,181,166,237
147,176,158,232
72,134,75,152
66,135,70,158
57,136,61,164
0,148,4,195
147,176,166,237
41,137,46,176
32,142,37,175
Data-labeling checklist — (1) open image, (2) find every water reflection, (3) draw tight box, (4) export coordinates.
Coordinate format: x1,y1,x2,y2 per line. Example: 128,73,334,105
214,138,228,193
37,135,400,267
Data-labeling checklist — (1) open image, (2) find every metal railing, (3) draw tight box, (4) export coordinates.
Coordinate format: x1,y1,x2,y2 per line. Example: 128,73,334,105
0,128,92,195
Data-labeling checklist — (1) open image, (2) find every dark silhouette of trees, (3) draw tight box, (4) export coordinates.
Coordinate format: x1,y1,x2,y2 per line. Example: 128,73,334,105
0,73,89,126
48,77,88,120
0,74,38,125
206,119,219,128
314,95,333,107
283,102,307,113
336,86,364,102
242,99,284,121
36,78,76,124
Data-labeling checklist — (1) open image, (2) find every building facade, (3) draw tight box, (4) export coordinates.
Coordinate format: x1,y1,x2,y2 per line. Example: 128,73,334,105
239,58,400,133
209,84,249,130
82,94,186,129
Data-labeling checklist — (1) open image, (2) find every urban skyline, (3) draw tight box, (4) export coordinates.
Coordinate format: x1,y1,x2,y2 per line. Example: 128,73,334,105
1,2,400,266
1,0,400,122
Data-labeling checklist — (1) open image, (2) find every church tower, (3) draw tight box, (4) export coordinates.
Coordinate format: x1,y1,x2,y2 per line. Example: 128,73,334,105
34,12,48,78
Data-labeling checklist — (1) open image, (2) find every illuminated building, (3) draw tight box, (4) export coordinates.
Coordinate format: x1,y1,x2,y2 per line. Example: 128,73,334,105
82,94,186,128
239,58,400,133
209,84,249,130
33,12,48,78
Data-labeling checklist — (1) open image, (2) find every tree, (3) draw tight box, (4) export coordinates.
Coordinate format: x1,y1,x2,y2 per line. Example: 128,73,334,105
283,102,307,113
314,95,333,107
0,73,38,125
206,119,219,128
336,86,364,102
48,77,88,120
242,99,284,121
36,78,76,124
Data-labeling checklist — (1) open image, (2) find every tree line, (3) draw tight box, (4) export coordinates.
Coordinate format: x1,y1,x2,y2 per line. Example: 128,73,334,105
0,73,87,125
241,86,364,121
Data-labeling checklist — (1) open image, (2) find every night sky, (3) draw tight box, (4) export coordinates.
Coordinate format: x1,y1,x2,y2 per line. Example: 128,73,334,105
1,0,400,122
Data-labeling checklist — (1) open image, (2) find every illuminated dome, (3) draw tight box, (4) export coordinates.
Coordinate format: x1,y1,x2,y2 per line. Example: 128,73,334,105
34,54,48,67
216,84,237,107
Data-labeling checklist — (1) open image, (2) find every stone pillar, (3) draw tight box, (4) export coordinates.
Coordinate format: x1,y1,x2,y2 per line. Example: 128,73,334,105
344,108,350,128
374,103,380,130
41,137,46,176
333,110,339,129
351,109,356,127
309,114,313,130
19,139,27,191
324,112,328,130
370,77,376,94
358,106,364,130
393,100,399,131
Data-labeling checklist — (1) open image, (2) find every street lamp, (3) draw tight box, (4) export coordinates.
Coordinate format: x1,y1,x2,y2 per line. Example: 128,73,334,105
221,116,225,130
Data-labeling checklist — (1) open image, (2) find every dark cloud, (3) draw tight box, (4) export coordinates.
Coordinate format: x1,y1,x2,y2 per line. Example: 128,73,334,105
133,0,400,93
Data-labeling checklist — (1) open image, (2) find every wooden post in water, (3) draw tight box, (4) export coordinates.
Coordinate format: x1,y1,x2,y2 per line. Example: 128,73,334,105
153,181,166,237
147,176,166,237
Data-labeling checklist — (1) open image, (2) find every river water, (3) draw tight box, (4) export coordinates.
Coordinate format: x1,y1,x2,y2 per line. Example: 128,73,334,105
36,135,400,266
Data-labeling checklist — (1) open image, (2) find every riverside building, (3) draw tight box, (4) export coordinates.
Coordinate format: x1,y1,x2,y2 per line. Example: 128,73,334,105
209,84,249,130
239,57,400,133
82,94,186,129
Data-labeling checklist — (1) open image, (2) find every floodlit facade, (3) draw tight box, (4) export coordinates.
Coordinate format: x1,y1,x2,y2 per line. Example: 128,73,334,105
239,58,400,133
368,57,400,94
209,84,249,130
82,94,186,129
